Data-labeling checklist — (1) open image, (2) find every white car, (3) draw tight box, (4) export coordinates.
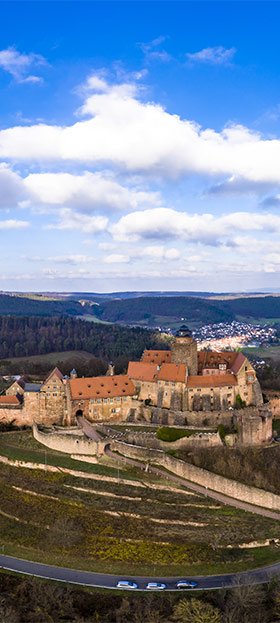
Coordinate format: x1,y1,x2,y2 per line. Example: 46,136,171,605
176,579,197,589
116,580,138,589
146,582,166,590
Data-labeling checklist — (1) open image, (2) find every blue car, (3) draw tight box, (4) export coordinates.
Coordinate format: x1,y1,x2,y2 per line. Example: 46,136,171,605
116,581,138,589
146,582,166,590
176,580,197,589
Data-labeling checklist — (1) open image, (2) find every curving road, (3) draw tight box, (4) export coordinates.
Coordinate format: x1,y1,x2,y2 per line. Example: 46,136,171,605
1,554,280,590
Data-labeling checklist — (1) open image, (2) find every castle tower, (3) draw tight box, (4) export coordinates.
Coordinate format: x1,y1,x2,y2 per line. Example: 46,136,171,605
171,326,198,375
70,368,77,379
106,362,115,376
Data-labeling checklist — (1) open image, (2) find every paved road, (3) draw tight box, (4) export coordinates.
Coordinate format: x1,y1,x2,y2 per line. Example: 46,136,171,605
1,554,280,590
104,447,280,520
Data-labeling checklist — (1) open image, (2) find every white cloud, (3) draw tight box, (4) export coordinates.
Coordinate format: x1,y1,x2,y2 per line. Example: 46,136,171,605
139,36,172,63
46,208,108,234
3,77,280,191
104,254,130,263
47,254,96,264
0,219,29,229
24,171,160,212
186,46,236,65
139,245,180,260
110,207,280,244
0,46,46,83
0,163,26,208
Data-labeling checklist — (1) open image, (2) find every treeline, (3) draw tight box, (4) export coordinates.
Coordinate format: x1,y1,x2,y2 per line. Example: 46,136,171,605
177,444,280,495
0,316,166,361
93,294,280,324
0,572,279,622
0,293,90,317
94,296,234,324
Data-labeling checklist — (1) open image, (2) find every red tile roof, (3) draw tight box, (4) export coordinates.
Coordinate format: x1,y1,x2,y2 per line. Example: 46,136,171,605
141,350,171,364
44,367,64,385
197,351,240,371
0,395,21,405
69,375,136,400
230,352,246,374
127,362,158,382
157,363,186,383
186,374,237,388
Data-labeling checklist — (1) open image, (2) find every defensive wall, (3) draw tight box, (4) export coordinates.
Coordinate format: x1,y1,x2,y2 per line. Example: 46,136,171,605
97,424,223,450
33,423,106,456
132,405,234,427
110,439,280,511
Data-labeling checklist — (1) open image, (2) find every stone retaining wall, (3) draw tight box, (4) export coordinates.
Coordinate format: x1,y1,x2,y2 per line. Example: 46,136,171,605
111,440,280,511
33,423,106,456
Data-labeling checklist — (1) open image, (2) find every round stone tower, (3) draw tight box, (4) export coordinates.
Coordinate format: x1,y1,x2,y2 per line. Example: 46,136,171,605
171,325,198,375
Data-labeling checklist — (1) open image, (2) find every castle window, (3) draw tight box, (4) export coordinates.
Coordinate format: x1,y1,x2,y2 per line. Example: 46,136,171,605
197,389,201,392
104,398,108,404
123,397,127,401
116,397,120,401
206,370,209,375
227,393,231,397
47,393,50,397
165,382,169,386
53,393,57,397
111,408,116,413
228,386,232,389
78,392,82,396
244,385,247,390
245,366,248,371
211,388,213,391
110,398,114,404
158,381,161,385
211,371,215,375
244,392,248,396
172,382,175,386
97,399,101,404
90,399,95,404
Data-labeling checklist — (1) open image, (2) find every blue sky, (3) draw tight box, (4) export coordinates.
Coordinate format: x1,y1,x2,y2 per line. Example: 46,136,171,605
1,1,280,293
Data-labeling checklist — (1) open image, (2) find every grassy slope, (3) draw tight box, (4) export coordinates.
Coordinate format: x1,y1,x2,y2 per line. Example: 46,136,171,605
0,431,280,576
6,350,94,364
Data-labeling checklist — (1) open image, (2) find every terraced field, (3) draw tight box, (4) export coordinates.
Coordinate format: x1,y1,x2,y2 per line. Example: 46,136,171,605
0,430,280,576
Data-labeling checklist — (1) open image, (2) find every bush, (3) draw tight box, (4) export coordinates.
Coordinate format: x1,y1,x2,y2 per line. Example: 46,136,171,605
156,427,194,442
236,394,246,409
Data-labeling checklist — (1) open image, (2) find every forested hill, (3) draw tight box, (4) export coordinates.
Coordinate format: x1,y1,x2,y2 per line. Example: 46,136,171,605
94,296,234,324
93,295,280,324
214,296,280,319
0,316,166,360
0,294,88,317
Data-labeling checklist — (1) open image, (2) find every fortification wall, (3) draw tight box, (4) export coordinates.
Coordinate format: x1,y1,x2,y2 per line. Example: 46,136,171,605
33,423,106,456
0,406,25,426
111,440,280,511
115,429,222,450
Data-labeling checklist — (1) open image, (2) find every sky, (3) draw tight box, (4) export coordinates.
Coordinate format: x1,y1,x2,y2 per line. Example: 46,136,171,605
1,1,280,293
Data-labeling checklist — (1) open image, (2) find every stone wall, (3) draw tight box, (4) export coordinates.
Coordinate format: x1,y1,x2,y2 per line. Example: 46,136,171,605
33,422,106,456
0,405,24,426
111,429,222,450
111,440,280,511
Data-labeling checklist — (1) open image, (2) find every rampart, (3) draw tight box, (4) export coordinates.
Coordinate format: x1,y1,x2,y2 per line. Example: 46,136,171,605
98,425,222,450
33,423,106,456
111,439,280,511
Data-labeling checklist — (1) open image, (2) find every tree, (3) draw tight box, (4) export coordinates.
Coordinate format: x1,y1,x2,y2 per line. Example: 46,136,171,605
172,598,222,623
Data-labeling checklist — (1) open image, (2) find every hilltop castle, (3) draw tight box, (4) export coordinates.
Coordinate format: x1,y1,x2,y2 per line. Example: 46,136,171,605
0,326,263,427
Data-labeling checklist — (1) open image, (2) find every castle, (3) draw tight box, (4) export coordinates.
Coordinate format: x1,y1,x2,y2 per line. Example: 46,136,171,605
0,326,263,428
